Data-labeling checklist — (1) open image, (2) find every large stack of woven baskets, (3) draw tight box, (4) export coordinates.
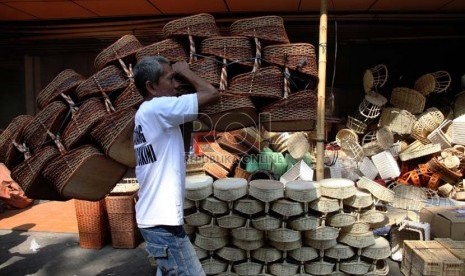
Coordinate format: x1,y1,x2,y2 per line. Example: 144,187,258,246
184,175,393,275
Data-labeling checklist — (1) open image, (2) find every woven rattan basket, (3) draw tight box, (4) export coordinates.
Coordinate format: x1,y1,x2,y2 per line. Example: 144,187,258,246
319,178,356,200
361,236,391,260
358,157,379,179
305,260,335,275
194,233,228,251
231,220,264,241
22,101,68,152
249,179,284,203
411,107,445,144
360,209,388,226
185,175,213,201
305,226,340,241
136,38,187,62
213,177,248,201
202,196,229,215
338,231,375,248
42,145,127,200
260,90,318,132
189,57,222,86
0,116,33,168
198,218,229,238
288,214,320,231
426,156,462,183
163,13,219,38
343,188,373,209
327,212,357,228
289,246,319,262
336,128,359,150
378,107,417,135
94,34,142,71
232,237,265,251
251,214,281,231
11,145,63,200
184,209,211,226
75,65,130,101
390,87,426,114
233,260,263,275
340,260,371,275
74,199,109,249
358,92,387,119
230,16,289,44
229,66,284,100
269,238,302,251
201,36,254,67
363,64,388,93
356,177,394,203
309,196,340,213
204,161,229,179
201,257,227,275
113,82,143,111
414,70,451,95
217,212,246,229
398,140,441,161
216,247,247,262
37,69,85,110
233,198,264,216
270,261,299,276
342,221,371,234
304,237,338,250
286,132,310,159
285,180,320,202
217,132,250,155
346,115,368,134
252,247,282,263
105,192,140,248
271,199,304,217
325,243,355,260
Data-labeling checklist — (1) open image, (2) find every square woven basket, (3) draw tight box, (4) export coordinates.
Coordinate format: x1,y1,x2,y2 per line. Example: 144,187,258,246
74,199,109,249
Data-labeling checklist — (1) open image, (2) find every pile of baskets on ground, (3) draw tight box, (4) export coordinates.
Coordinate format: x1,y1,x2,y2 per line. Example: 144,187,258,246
183,175,393,275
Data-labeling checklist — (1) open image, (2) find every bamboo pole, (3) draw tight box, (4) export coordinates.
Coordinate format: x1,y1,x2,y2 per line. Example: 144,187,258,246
316,0,328,180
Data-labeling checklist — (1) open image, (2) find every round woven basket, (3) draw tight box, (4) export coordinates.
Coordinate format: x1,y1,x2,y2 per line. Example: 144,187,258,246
75,65,130,101
162,13,219,38
62,98,109,150
22,102,67,152
184,209,211,226
361,236,391,260
288,214,320,231
229,66,284,100
356,177,394,203
37,69,84,110
319,178,356,200
113,82,143,111
189,57,222,86
268,227,301,243
346,115,368,134
198,219,229,238
390,184,427,211
327,213,357,228
270,262,299,276
389,87,426,114
341,221,371,234
324,243,355,260
213,177,248,201
338,231,376,248
185,175,213,201
201,36,254,67
233,260,263,276
358,92,387,119
286,132,310,159
336,128,359,150
304,226,340,241
231,221,264,241
366,259,390,276
360,209,387,226
271,199,304,217
285,180,321,202
426,156,462,184
378,107,417,135
202,196,229,215
230,16,289,44
217,212,246,229
194,233,228,251
199,91,257,132
249,179,284,203
251,214,281,231
201,257,227,275
304,260,335,275
234,198,264,216
42,145,128,201
216,247,246,262
232,237,265,251
289,246,319,262
136,39,187,62
304,237,337,250
252,247,282,263
339,260,371,275
363,64,388,93
260,90,318,132
11,145,63,200
411,107,445,144
94,34,143,71
184,198,195,210
309,196,340,213
269,239,302,251
414,70,451,95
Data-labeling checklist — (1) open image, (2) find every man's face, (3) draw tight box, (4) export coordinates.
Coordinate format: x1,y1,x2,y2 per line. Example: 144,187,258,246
153,63,179,97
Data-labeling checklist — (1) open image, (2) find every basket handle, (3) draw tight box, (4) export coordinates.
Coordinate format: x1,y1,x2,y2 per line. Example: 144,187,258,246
188,30,197,64
46,130,67,155
12,141,31,160
252,37,261,73
92,75,116,113
60,93,78,114
219,58,228,91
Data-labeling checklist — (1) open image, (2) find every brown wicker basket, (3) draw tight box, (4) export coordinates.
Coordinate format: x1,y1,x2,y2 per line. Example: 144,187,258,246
390,87,426,114
113,82,143,111
105,193,140,248
75,65,130,101
204,161,229,179
229,66,284,99
199,91,257,132
61,98,109,150
42,145,127,201
94,34,143,71
163,13,219,38
230,16,290,44
263,43,318,81
136,39,188,62
74,199,109,249
91,108,136,168
0,115,34,168
22,102,68,152
36,69,85,110
426,156,462,184
189,57,222,87
201,36,254,67
260,90,317,132
11,145,63,201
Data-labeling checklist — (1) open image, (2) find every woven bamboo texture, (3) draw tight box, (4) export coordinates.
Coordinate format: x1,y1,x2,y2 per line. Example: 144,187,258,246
94,34,143,71
189,57,222,86
36,69,84,110
230,16,290,44
61,98,108,150
263,43,318,78
105,193,140,248
390,87,426,114
136,39,187,62
22,102,67,152
162,13,219,38
75,65,130,100
229,66,284,99
75,199,109,249
113,82,143,110
411,107,445,144
201,36,254,66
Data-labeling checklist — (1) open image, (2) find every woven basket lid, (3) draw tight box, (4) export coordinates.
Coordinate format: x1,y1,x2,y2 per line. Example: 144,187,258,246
271,199,304,217
287,132,310,159
213,177,248,201
341,221,371,234
234,198,264,215
252,247,282,263
232,237,265,251
361,236,391,260
305,260,335,275
217,212,246,229
304,226,340,241
185,175,213,201
289,246,319,262
288,214,320,231
319,178,356,199
324,243,355,260
216,247,246,262
233,260,263,275
304,237,338,250
338,231,376,248
356,177,394,203
201,257,227,275
339,260,371,275
194,233,228,251
327,213,357,228
270,262,299,276
184,210,211,226
309,196,340,213
285,180,320,202
251,214,281,231
201,196,229,215
249,179,284,202
343,188,373,209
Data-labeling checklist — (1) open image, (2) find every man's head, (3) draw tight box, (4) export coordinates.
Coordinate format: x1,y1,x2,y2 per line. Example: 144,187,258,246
133,56,179,98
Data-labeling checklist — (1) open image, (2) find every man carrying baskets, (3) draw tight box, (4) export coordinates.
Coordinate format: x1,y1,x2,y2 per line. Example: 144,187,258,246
133,56,219,275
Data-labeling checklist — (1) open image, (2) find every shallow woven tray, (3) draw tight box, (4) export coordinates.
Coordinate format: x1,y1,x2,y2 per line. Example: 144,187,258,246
136,39,187,62
163,13,219,38
94,34,143,71
230,15,289,44
37,69,84,110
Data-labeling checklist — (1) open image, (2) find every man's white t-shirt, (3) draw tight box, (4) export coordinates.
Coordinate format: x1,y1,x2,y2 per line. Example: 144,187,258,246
133,93,198,228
